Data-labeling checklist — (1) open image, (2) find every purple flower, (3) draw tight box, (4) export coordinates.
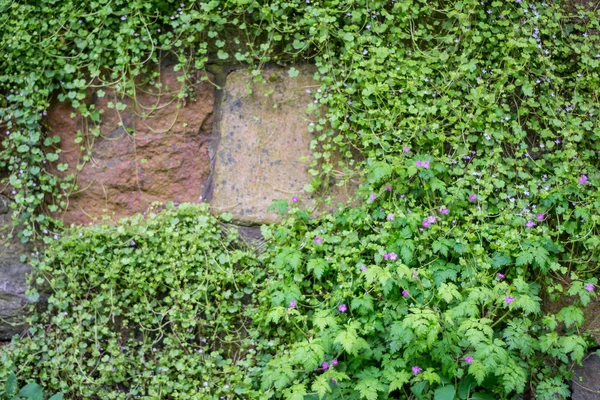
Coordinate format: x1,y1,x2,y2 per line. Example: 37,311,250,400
402,290,409,298
385,185,392,191
412,366,422,376
422,219,431,228
361,265,368,272
291,196,298,203
439,206,449,215
289,300,297,309
585,283,594,292
525,221,536,228
369,193,377,202
469,194,477,202
388,252,398,261
315,236,323,244
505,296,514,304
578,174,588,185
416,160,423,167
331,359,338,366
465,355,474,365
427,216,437,224
383,253,390,260
536,213,544,221
403,147,410,153
322,361,329,370
338,304,347,313
422,161,430,169
387,213,395,221
331,378,336,383
497,273,505,280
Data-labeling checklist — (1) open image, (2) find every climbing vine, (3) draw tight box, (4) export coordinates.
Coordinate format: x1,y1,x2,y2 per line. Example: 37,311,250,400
1,0,600,398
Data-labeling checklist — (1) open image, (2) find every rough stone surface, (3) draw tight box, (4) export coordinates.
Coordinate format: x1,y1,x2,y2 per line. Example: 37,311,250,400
210,65,354,224
47,63,214,225
572,352,600,400
0,195,32,340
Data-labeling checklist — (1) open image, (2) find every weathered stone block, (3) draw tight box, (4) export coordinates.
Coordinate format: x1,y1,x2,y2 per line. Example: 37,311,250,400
572,352,600,400
46,63,214,225
0,195,32,340
210,65,354,224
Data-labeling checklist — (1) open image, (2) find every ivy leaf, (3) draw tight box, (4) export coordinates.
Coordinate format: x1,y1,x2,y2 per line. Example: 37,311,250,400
288,67,299,78
217,50,229,60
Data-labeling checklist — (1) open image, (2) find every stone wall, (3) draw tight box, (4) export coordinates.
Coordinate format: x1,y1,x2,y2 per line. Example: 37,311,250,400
0,195,33,340
0,61,356,339
42,62,353,226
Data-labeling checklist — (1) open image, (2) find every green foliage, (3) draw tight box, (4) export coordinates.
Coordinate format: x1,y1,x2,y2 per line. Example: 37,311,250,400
2,373,62,400
1,204,266,399
1,0,600,399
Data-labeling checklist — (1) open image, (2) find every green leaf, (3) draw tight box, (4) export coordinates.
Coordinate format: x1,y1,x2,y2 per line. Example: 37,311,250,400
19,383,43,400
388,371,411,393
307,258,327,279
217,50,229,60
288,67,299,78
434,385,456,400
49,394,64,400
46,153,59,162
311,375,332,399
356,377,383,400
5,373,17,397
220,212,233,222
367,161,392,184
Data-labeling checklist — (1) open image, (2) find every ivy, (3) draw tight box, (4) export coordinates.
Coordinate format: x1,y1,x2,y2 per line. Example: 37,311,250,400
1,0,600,399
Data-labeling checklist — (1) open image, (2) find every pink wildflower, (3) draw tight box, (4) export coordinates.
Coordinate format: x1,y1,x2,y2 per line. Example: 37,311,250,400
402,290,409,298
578,174,588,185
469,194,477,202
497,273,505,279
412,366,422,376
322,361,329,370
289,300,297,309
439,206,449,215
338,304,347,313
291,196,298,203
387,213,394,221
403,147,410,153
525,221,536,228
585,283,594,292
465,355,474,365
536,213,544,221
505,296,514,304
416,160,423,167
314,236,323,244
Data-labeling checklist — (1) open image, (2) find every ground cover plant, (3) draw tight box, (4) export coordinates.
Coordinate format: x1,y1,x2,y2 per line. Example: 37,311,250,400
1,0,600,398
